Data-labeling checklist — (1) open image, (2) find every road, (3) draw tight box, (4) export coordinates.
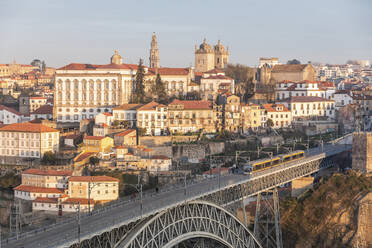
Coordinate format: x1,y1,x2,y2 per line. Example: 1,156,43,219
3,144,351,248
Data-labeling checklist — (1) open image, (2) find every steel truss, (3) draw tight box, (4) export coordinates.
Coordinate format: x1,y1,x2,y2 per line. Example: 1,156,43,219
68,156,337,248
114,201,262,248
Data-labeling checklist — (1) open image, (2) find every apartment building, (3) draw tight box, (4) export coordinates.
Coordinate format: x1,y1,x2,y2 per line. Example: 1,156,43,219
275,80,335,101
137,101,168,136
0,105,23,124
280,96,335,120
262,104,292,128
168,99,215,133
241,103,262,132
0,123,59,159
199,69,235,101
113,104,143,127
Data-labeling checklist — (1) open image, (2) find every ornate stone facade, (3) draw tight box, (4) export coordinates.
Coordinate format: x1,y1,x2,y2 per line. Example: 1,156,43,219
149,33,159,68
194,39,229,72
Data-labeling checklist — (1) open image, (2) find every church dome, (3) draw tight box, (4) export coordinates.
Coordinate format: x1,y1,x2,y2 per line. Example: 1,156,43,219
111,50,123,65
198,39,213,53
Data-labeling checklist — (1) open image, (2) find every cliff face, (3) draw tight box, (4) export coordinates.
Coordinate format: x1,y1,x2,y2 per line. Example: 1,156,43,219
281,172,372,248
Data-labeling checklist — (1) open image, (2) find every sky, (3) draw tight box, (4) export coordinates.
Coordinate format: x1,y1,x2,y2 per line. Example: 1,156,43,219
0,0,371,68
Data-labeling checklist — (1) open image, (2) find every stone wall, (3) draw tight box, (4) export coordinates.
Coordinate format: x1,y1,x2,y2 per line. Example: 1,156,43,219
172,142,225,160
352,132,372,173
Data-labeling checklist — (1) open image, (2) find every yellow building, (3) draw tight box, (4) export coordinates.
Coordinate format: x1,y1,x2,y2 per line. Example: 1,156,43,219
241,103,262,132
114,129,137,146
68,176,119,203
262,104,292,129
83,136,113,153
168,99,215,134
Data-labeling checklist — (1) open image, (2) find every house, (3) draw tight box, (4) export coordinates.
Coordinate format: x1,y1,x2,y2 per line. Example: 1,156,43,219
68,176,119,203
0,105,23,124
114,129,137,146
137,101,168,136
30,104,53,120
0,123,59,159
241,104,262,132
334,90,353,109
280,96,335,120
95,112,113,126
113,104,143,127
168,99,215,134
262,104,292,129
83,136,113,158
198,69,235,101
270,64,316,82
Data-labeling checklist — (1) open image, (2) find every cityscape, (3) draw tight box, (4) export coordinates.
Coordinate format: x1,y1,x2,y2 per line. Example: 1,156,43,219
0,1,371,248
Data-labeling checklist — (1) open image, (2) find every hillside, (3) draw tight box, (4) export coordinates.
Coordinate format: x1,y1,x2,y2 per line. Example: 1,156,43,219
281,171,372,248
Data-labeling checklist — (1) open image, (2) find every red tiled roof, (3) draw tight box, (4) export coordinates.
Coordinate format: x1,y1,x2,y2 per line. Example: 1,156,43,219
23,169,72,177
62,198,94,205
169,99,212,110
203,75,232,80
115,129,136,137
14,185,64,194
137,101,162,111
33,197,59,204
84,136,106,140
57,63,138,71
262,104,290,112
0,105,21,116
74,152,96,163
280,96,334,103
272,64,309,73
69,176,119,182
113,104,144,111
102,112,112,117
30,96,47,100
147,67,190,75
0,123,59,133
31,105,53,115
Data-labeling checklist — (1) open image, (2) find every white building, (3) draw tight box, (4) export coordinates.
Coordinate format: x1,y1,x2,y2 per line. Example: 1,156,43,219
0,123,60,158
137,101,168,135
198,69,235,101
280,96,335,120
334,90,353,109
29,97,49,112
275,80,335,101
54,51,137,123
30,105,53,120
262,104,292,129
95,112,113,126
0,105,22,124
113,104,143,127
14,185,65,201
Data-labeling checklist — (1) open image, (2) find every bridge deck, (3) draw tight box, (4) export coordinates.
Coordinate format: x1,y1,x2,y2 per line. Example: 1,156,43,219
3,144,351,248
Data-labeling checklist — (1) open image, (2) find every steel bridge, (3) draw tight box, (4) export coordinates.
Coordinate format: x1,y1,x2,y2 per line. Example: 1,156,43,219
3,137,352,248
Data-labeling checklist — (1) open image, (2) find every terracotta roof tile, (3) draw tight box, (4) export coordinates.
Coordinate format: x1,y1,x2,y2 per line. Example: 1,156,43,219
115,129,136,137
22,169,72,177
0,123,59,133
31,105,53,115
14,185,64,194
169,99,212,110
74,152,97,162
147,67,190,75
0,105,21,116
262,104,290,112
137,101,163,111
33,197,59,204
151,155,170,160
113,104,144,111
69,176,119,182
272,64,309,73
57,63,138,71
62,198,95,205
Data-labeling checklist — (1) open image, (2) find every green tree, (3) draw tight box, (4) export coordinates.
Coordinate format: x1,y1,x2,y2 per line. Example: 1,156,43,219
287,59,301,64
133,59,146,103
112,120,120,127
41,151,57,165
266,118,274,127
153,73,168,104
89,156,100,166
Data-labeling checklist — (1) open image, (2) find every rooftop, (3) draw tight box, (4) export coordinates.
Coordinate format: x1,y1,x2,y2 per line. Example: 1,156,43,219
113,104,144,111
0,105,21,116
0,123,59,133
57,63,138,71
280,96,334,103
14,185,64,194
115,129,136,137
69,176,119,182
169,99,212,110
272,64,309,73
31,105,53,115
262,104,290,112
22,169,72,177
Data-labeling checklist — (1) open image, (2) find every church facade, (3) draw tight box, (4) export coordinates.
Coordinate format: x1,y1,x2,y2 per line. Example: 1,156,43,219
194,39,229,72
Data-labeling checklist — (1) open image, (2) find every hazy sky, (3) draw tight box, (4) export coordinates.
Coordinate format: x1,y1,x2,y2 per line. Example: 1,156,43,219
0,0,371,68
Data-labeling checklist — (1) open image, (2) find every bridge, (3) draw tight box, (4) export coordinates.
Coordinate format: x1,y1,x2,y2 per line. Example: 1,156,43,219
3,136,352,248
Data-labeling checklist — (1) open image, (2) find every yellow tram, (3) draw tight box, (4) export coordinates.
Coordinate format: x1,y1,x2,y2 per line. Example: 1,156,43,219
243,150,305,174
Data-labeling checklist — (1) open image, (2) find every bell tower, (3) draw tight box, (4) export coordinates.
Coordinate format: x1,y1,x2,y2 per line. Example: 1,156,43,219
149,32,159,68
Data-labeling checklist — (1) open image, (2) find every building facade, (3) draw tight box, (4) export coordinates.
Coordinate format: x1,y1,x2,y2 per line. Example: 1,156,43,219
194,39,229,72
137,101,168,135
149,33,159,68
262,104,292,129
0,123,59,159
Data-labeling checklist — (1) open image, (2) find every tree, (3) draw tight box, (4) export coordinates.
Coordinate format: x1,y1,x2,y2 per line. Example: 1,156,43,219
89,156,100,166
133,59,146,103
137,127,147,136
112,120,120,127
41,151,57,165
266,118,274,128
153,73,168,104
224,63,255,85
287,59,301,65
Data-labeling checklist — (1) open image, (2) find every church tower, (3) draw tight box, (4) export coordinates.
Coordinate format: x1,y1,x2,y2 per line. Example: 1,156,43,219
149,33,159,68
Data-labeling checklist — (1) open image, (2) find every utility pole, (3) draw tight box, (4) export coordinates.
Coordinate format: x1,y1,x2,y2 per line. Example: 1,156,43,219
77,202,81,246
184,172,187,196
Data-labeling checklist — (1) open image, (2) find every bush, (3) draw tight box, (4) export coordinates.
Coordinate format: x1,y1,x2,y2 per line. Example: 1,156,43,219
41,151,57,165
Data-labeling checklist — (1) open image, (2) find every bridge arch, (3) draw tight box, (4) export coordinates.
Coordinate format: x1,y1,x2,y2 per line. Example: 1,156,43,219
115,200,262,248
